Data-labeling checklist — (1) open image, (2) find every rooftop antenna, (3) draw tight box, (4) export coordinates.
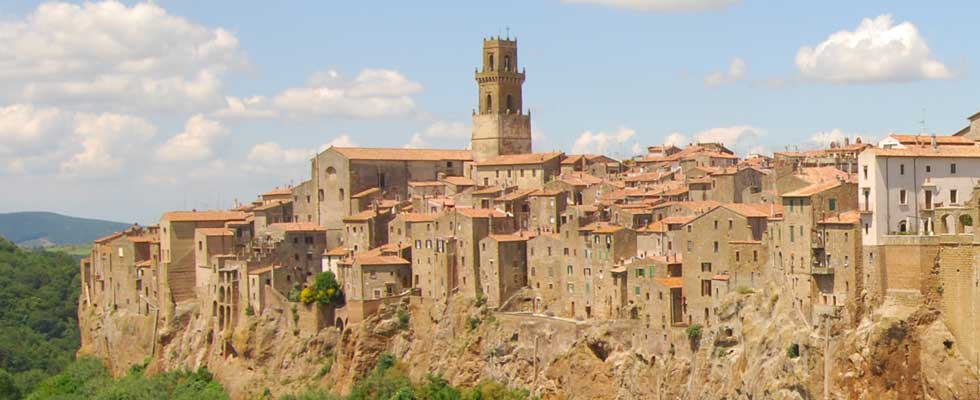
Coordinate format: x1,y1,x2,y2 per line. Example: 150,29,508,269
506,26,510,39
919,107,927,134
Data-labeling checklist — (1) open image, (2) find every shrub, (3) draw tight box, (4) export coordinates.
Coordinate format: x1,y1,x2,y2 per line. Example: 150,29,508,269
787,343,800,359
288,286,302,302
245,304,255,316
303,272,344,305
737,286,754,295
467,316,481,331
397,309,410,330
685,324,702,341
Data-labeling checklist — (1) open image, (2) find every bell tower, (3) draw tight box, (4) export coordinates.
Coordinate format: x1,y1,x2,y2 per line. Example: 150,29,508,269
471,36,532,162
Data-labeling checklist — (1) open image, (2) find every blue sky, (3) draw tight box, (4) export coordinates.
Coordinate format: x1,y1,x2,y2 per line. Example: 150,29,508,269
0,0,977,223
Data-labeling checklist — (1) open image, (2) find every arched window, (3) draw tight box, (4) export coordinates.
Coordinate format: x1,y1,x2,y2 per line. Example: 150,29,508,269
898,220,908,233
488,54,494,71
504,55,512,71
506,95,513,113
325,167,337,182
486,94,492,113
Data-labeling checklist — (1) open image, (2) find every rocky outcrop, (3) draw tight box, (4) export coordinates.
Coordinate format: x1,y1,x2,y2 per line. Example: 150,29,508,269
78,282,980,399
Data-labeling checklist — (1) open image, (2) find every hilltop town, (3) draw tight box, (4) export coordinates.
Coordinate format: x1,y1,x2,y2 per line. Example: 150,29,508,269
78,38,980,399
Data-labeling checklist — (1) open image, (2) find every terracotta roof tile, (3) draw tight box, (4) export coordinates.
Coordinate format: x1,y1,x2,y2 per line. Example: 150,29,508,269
477,152,563,166
351,187,380,199
454,208,508,218
819,210,861,224
398,213,439,223
331,147,472,161
782,180,843,197
441,176,475,186
161,211,247,222
655,277,684,288
489,233,532,242
195,228,233,236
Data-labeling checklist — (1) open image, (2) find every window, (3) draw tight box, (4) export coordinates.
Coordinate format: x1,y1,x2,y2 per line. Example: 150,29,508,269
701,280,712,297
714,220,719,230
925,165,931,173
687,225,692,233
828,198,837,211
701,262,712,272
636,268,645,277
728,219,733,230
713,241,719,253
687,240,692,251
415,240,421,249
635,286,641,295
753,250,758,262
951,163,957,174
899,190,907,205
735,251,740,262
567,265,573,275
951,189,958,204
900,164,905,175
862,165,868,180
790,226,795,242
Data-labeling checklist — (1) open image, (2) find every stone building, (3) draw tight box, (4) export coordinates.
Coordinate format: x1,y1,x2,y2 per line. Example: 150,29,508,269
471,37,532,162
474,152,563,189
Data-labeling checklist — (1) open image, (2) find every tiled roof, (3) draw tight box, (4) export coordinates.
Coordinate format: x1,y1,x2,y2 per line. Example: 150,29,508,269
529,189,563,196
351,187,380,199
559,173,603,186
796,166,849,184
454,208,508,218
356,255,411,265
398,213,439,223
126,235,159,243
253,200,291,211
722,203,777,218
496,188,538,201
161,211,247,222
324,246,350,256
890,134,973,145
268,222,327,232
580,223,625,234
712,274,731,281
196,227,233,236
638,220,668,233
781,180,843,197
331,147,472,161
262,187,292,196
819,210,861,224
248,265,285,275
477,152,563,166
94,232,124,244
867,145,980,158
472,186,512,195
442,176,475,186
342,210,378,222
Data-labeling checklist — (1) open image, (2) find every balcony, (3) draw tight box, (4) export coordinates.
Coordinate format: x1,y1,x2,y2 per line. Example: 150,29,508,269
811,266,834,275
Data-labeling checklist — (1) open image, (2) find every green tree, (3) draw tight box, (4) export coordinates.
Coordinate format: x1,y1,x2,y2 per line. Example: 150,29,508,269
303,272,344,305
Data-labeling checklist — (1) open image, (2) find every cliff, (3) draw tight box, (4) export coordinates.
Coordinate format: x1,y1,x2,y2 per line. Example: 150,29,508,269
77,278,980,399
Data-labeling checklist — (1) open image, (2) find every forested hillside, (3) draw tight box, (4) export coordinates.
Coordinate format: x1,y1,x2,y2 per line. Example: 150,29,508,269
0,236,81,398
0,212,129,246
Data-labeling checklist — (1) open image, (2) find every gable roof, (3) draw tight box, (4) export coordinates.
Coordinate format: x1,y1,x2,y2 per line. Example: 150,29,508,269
330,147,471,161
161,211,247,223
477,152,563,166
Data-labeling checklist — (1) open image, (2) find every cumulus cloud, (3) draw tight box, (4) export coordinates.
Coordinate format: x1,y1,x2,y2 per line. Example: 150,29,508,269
659,125,764,154
561,0,740,12
213,96,278,119
0,1,244,112
663,132,688,147
62,112,156,175
274,69,422,119
403,120,469,148
319,135,358,151
156,114,229,162
571,127,636,154
796,14,951,83
705,57,746,86
0,103,155,176
247,142,312,165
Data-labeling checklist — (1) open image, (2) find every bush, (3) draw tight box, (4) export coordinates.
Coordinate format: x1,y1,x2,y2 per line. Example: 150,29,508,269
245,304,255,316
27,357,228,400
467,316,481,331
685,324,702,341
288,286,302,302
303,272,344,305
737,286,754,295
397,309,410,330
787,343,800,359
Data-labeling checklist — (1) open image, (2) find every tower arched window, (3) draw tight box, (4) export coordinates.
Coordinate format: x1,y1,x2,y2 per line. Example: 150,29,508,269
506,95,513,113
488,54,494,71
486,94,492,113
504,55,512,71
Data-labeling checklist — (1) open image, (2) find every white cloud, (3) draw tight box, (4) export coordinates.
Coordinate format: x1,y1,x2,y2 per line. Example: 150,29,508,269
0,103,155,176
403,120,469,148
214,96,278,119
319,134,358,152
156,114,229,162
561,0,740,12
693,125,764,149
0,1,245,111
571,127,636,154
663,132,688,147
705,57,746,86
62,112,156,175
796,14,951,83
630,142,644,155
247,142,311,165
273,69,422,119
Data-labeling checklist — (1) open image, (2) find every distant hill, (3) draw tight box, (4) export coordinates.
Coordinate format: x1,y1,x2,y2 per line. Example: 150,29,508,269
0,212,130,247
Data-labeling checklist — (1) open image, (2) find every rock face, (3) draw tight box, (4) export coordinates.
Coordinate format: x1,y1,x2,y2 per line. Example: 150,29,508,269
78,282,980,399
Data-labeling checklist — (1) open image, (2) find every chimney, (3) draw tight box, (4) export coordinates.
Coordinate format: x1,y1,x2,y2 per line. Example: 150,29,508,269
931,134,938,151
844,137,850,146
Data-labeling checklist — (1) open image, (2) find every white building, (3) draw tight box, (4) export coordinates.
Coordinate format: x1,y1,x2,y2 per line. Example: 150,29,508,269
858,134,980,246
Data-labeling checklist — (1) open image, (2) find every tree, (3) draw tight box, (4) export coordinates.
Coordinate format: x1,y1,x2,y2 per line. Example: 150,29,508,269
302,272,343,305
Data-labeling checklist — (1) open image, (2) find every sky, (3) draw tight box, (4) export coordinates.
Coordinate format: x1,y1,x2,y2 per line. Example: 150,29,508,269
0,0,978,224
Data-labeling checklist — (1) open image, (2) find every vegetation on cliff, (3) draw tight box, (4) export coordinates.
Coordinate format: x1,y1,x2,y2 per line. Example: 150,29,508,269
0,236,81,398
281,353,533,400
25,357,227,400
